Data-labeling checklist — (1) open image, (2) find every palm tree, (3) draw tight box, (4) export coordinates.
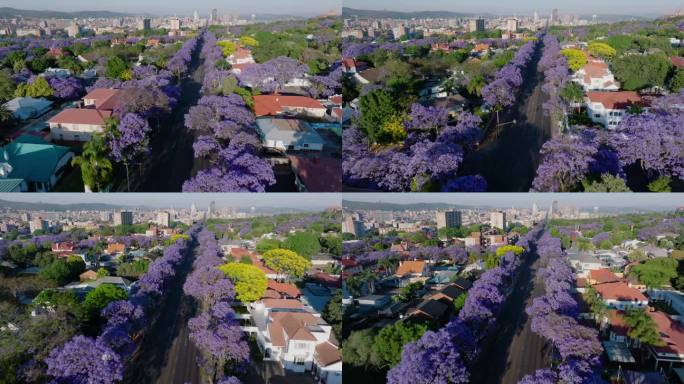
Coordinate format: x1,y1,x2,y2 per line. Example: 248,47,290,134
71,133,113,192
467,74,485,97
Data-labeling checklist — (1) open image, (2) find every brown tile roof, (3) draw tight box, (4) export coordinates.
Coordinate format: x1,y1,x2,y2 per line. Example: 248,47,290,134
649,311,684,356
267,280,301,298
582,59,610,83
83,88,122,111
106,243,126,254
263,289,282,299
315,341,341,367
586,91,643,110
671,56,684,68
589,269,620,284
607,309,629,336
262,298,304,309
48,108,112,126
268,312,319,347
253,95,325,117
594,281,648,302
395,260,425,277
288,156,341,193
233,47,252,59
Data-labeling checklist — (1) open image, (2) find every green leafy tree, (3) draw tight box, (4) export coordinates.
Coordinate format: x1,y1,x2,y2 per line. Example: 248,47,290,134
322,289,343,338
560,82,584,114
583,287,607,321
82,284,127,320
218,263,267,302
624,308,664,346
377,114,407,144
116,259,149,278
319,235,342,256
39,257,84,286
71,133,113,192
255,238,282,254
282,231,321,259
96,268,109,278
359,89,397,143
0,70,16,103
670,67,684,92
454,292,467,314
15,76,54,98
467,74,486,97
261,248,311,279
629,258,678,287
105,56,129,80
582,174,631,192
611,54,672,90
647,176,672,192
342,329,383,367
373,321,428,367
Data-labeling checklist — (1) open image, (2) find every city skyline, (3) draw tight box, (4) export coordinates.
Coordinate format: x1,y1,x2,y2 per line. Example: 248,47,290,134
0,193,342,210
0,0,341,16
343,193,684,209
343,0,681,16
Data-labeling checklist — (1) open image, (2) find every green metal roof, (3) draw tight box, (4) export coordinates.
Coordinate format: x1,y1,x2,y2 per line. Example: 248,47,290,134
2,135,72,183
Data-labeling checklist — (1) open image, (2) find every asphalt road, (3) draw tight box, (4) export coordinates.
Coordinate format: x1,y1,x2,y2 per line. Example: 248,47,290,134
137,41,206,192
123,247,200,384
460,41,554,192
471,234,552,384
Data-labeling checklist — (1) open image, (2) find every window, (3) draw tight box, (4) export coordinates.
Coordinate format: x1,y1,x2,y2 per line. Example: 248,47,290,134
295,342,308,349
594,114,601,118
294,356,306,365
303,143,309,148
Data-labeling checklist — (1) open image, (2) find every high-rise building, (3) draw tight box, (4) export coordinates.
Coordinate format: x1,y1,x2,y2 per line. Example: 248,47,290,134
342,215,365,237
139,18,151,30
194,10,200,23
468,17,485,33
490,211,507,230
506,18,519,33
114,211,133,226
208,201,216,218
551,9,559,25
100,211,112,222
392,25,406,40
436,211,462,229
533,11,539,23
29,218,48,234
169,17,181,31
210,9,219,24
190,203,197,218
66,21,80,37
158,211,171,227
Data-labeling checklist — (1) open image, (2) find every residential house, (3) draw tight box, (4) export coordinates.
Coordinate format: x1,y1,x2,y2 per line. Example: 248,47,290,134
313,341,342,384
593,281,649,310
267,280,302,299
64,276,132,295
587,269,621,285
356,294,391,308
671,56,684,69
51,242,75,254
647,311,684,371
3,97,53,120
649,289,684,317
253,96,327,119
567,248,604,273
573,58,620,91
585,91,644,129
79,270,98,281
44,68,72,78
341,58,368,74
637,244,669,258
106,243,126,255
0,135,73,192
255,118,325,152
354,68,382,84
394,260,429,287
250,299,340,376
408,299,450,322
227,47,255,65
48,88,121,142
288,156,341,192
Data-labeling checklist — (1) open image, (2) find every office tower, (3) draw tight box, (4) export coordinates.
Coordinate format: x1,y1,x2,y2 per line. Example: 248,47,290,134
436,210,462,229
490,211,507,230
507,18,519,33
29,218,48,233
158,211,171,227
468,17,485,32
342,215,365,237
114,211,133,226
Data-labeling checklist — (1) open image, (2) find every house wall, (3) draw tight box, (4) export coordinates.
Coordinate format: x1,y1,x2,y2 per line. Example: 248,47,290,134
603,299,648,310
586,103,625,129
282,339,316,372
49,123,104,141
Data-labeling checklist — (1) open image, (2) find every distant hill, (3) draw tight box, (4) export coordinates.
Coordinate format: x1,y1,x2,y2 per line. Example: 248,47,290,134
342,200,479,211
0,7,132,19
342,7,475,20
0,199,136,211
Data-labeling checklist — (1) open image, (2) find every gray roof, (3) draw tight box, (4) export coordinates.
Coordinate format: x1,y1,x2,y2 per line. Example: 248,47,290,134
256,118,324,145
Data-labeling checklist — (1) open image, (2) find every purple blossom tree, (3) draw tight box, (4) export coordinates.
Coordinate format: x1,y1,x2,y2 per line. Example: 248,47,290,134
46,336,123,384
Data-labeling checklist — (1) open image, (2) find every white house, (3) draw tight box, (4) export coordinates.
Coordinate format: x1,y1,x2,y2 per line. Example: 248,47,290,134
44,68,73,78
572,58,619,91
594,281,649,310
253,95,327,119
48,108,112,141
249,299,341,380
585,91,644,129
227,46,255,65
255,118,325,152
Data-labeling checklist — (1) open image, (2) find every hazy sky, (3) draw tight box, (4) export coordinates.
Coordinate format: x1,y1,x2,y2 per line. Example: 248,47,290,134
343,0,681,16
344,193,684,209
0,193,342,210
2,0,341,16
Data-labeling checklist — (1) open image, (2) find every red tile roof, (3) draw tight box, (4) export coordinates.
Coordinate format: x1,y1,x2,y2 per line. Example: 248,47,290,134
48,108,112,126
288,156,341,192
267,280,301,298
594,281,648,302
262,298,303,309
586,91,643,110
396,260,425,277
671,56,684,68
315,341,342,366
607,310,629,336
649,311,684,356
233,47,252,59
589,269,620,284
83,88,122,111
253,95,325,117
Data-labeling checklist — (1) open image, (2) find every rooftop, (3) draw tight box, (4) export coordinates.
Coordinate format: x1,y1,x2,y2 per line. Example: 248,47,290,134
48,108,112,126
253,95,325,117
586,91,644,110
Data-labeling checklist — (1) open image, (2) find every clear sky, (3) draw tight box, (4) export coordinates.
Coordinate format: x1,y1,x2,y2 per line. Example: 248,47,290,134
2,0,341,16
343,0,681,16
0,193,342,210
344,193,684,209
